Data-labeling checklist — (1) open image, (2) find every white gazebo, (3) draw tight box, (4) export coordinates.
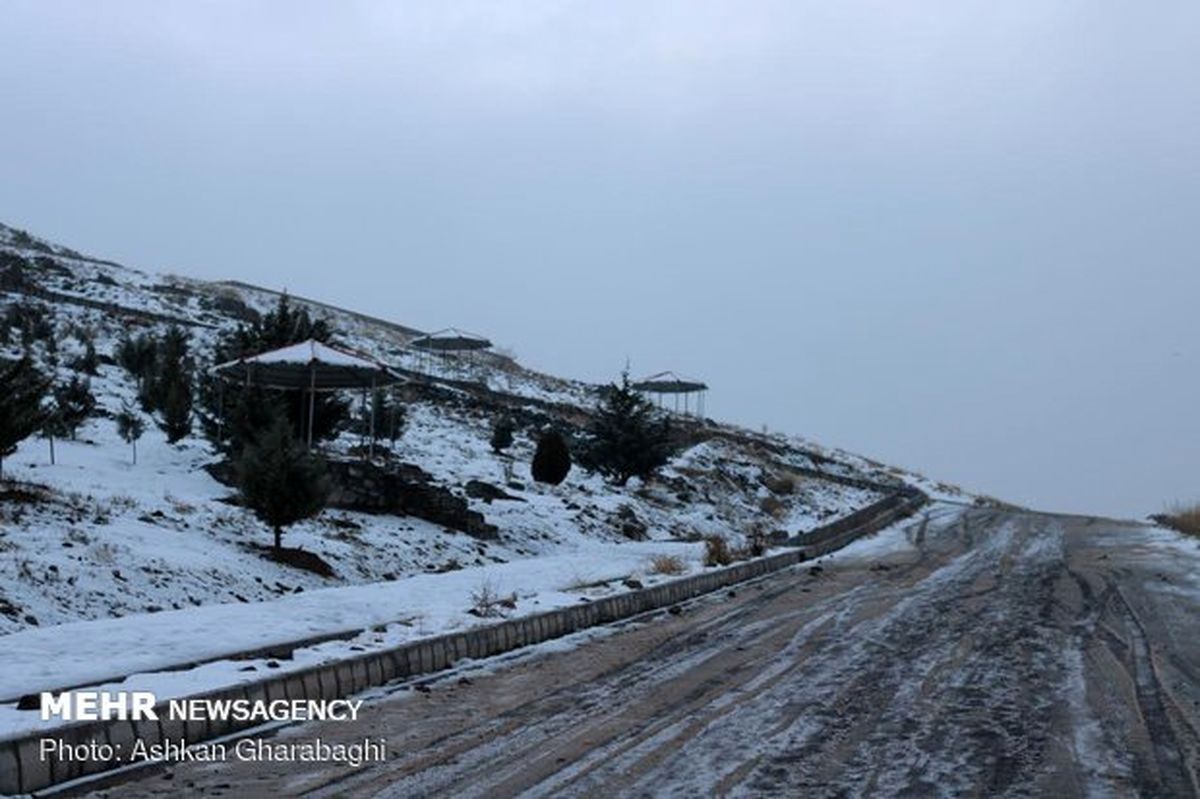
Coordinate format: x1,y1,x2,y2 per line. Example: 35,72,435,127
211,339,402,454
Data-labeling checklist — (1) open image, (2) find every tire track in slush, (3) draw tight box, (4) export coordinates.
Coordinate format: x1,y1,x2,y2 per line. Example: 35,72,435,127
366,510,991,798
91,507,1200,799
318,511,969,799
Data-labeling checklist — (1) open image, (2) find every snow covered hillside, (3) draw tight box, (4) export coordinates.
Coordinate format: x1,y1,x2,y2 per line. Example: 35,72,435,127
0,220,937,637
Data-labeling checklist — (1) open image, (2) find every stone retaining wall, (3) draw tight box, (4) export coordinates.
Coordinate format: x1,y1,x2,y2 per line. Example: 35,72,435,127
0,491,926,795
324,460,499,540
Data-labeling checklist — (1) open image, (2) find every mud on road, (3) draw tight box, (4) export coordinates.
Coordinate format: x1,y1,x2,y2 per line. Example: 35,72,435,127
90,505,1200,798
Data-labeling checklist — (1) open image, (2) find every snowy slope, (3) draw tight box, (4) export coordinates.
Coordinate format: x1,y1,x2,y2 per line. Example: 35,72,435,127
0,220,900,640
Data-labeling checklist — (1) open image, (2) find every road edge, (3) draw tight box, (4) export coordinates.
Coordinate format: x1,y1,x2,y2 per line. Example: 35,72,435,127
0,489,927,795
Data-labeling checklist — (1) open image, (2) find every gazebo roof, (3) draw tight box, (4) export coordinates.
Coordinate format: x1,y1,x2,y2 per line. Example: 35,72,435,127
409,327,492,352
210,339,402,390
632,371,708,394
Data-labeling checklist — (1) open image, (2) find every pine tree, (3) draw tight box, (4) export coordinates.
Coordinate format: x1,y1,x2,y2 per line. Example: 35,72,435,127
83,338,98,374
490,416,515,454
160,378,192,443
143,326,193,442
587,371,674,486
71,336,98,375
531,429,571,485
115,404,146,465
236,411,330,550
356,387,406,448
0,357,49,480
115,331,158,391
53,377,96,440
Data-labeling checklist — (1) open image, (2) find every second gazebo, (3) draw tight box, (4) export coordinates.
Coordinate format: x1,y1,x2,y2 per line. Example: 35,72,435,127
632,371,709,417
408,327,492,376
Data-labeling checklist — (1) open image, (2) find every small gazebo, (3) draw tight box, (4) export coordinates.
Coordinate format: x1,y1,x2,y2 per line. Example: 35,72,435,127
632,371,709,417
408,327,492,376
211,339,402,454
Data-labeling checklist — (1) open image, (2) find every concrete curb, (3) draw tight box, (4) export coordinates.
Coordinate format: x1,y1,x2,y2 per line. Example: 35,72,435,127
0,490,926,795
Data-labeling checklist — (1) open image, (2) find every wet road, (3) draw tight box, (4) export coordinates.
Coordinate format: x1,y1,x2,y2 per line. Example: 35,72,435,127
91,505,1200,797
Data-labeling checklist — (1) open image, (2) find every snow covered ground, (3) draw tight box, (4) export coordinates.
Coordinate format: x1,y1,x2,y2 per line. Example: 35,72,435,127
0,406,879,635
0,537,721,737
0,221,899,737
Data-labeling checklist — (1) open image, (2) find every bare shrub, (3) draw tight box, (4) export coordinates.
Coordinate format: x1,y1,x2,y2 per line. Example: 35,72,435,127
759,470,796,495
90,542,119,565
759,495,785,518
1158,502,1200,538
164,493,195,515
743,528,768,558
704,535,732,567
469,578,515,617
64,528,90,546
649,554,687,575
63,491,91,512
107,494,139,514
562,573,611,592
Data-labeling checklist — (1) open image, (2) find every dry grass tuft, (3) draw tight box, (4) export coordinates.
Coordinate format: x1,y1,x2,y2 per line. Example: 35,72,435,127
648,554,687,575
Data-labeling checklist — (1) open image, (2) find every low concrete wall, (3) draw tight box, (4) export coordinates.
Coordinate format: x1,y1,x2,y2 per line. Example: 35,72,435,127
0,490,926,795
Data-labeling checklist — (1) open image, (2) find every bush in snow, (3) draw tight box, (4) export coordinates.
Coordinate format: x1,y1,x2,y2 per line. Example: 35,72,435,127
703,535,732,567
115,404,146,465
531,429,571,485
236,411,330,551
490,416,515,454
585,371,674,487
0,356,50,479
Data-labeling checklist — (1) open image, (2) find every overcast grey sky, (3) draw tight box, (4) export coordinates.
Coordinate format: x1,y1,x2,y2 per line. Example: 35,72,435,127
2,1,1198,517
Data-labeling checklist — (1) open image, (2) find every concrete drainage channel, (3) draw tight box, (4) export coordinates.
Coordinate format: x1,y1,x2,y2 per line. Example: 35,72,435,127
0,489,927,795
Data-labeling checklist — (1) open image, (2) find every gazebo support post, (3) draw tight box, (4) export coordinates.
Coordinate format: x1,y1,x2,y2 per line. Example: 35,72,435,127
358,385,367,461
388,385,397,450
368,377,377,460
307,365,316,451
